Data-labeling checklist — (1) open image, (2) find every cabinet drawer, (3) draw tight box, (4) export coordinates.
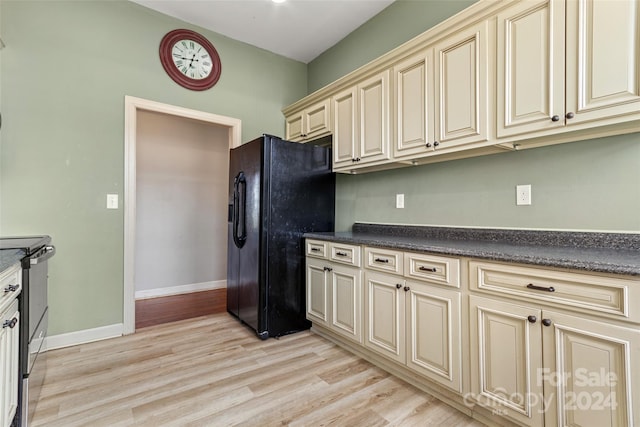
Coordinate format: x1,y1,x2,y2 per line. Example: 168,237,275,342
0,264,22,314
364,247,403,275
404,252,460,288
306,240,328,259
330,243,361,267
469,260,639,321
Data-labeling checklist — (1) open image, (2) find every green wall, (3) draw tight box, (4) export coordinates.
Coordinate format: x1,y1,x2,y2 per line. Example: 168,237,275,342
308,0,477,92
309,0,640,233
0,0,307,335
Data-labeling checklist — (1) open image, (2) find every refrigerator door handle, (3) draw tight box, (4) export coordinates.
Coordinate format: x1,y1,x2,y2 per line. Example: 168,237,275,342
233,172,247,248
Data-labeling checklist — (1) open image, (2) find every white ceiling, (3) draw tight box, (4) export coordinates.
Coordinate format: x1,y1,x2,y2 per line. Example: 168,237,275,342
131,0,395,63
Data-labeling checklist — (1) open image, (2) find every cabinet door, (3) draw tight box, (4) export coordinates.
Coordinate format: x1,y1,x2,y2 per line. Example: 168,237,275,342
306,258,329,326
434,19,489,149
393,50,435,158
565,0,640,127
0,301,19,427
304,99,331,140
470,295,544,427
406,281,461,393
496,0,566,138
542,310,640,427
357,70,391,164
364,271,405,363
330,264,362,344
285,112,305,142
332,87,357,168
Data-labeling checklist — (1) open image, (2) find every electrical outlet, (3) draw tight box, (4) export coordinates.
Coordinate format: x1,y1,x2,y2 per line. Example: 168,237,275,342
396,194,405,209
516,185,531,206
107,194,119,209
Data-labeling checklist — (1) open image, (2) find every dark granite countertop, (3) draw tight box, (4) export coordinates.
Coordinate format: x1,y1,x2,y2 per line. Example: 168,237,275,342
0,248,25,273
304,223,640,277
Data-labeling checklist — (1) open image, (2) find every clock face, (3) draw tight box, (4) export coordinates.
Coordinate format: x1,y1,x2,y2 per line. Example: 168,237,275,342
159,29,222,91
171,39,213,80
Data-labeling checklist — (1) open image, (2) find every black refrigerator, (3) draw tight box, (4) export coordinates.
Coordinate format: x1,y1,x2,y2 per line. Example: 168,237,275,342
227,134,335,339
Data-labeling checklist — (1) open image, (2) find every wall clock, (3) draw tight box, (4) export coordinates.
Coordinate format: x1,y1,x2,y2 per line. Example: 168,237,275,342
159,29,222,91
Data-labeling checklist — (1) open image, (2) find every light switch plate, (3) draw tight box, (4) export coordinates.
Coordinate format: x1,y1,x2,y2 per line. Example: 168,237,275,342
396,194,404,209
107,194,119,209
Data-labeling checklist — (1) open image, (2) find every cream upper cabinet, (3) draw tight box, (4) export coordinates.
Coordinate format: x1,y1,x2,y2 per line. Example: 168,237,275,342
497,0,640,139
285,99,331,142
393,49,435,159
434,19,490,149
333,70,391,171
565,0,640,127
496,0,565,138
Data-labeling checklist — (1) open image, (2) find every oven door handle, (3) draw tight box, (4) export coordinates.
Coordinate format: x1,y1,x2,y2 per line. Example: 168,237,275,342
30,245,56,265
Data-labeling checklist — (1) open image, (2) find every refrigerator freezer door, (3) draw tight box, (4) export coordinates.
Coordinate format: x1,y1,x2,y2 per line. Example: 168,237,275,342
227,137,263,336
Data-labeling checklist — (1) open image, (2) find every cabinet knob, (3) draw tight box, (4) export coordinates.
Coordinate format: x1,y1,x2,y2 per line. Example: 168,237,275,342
3,317,18,329
425,143,432,148
356,157,361,162
551,115,560,122
566,112,575,119
542,319,552,327
403,286,410,292
527,315,537,323
396,283,402,289
433,141,440,147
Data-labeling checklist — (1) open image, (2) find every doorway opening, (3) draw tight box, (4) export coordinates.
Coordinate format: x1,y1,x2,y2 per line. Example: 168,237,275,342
123,96,241,334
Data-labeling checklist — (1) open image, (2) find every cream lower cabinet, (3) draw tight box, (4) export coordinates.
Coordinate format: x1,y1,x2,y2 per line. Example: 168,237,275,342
306,240,362,344
1,300,20,427
470,295,640,427
364,254,462,393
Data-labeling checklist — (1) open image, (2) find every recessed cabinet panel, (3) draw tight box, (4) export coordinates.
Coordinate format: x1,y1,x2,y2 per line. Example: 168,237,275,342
306,259,329,325
304,99,330,139
497,0,565,137
331,265,362,343
542,310,639,427
285,113,304,141
470,295,544,427
407,282,461,392
393,50,435,158
565,0,640,126
435,20,489,148
358,70,391,162
364,272,405,363
332,88,357,167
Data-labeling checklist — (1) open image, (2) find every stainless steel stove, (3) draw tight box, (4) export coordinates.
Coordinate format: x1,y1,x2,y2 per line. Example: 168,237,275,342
0,236,55,427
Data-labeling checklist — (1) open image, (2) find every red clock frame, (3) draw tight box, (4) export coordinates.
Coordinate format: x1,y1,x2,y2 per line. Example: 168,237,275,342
159,29,222,91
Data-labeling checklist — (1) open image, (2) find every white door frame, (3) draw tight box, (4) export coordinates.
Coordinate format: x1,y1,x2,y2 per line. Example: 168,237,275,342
123,96,242,334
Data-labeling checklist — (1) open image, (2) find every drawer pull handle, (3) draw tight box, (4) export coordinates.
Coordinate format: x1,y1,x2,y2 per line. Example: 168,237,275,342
323,266,333,272
527,283,555,292
418,266,437,272
4,284,19,293
3,317,18,329
310,248,321,252
527,315,537,323
374,258,389,263
396,283,402,289
335,251,348,257
542,319,552,327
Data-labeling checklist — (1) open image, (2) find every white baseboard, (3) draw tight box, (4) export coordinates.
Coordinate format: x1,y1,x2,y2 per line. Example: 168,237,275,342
134,279,226,300
45,323,124,351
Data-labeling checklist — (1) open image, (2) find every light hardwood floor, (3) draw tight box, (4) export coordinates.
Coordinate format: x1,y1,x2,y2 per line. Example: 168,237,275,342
33,313,485,427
